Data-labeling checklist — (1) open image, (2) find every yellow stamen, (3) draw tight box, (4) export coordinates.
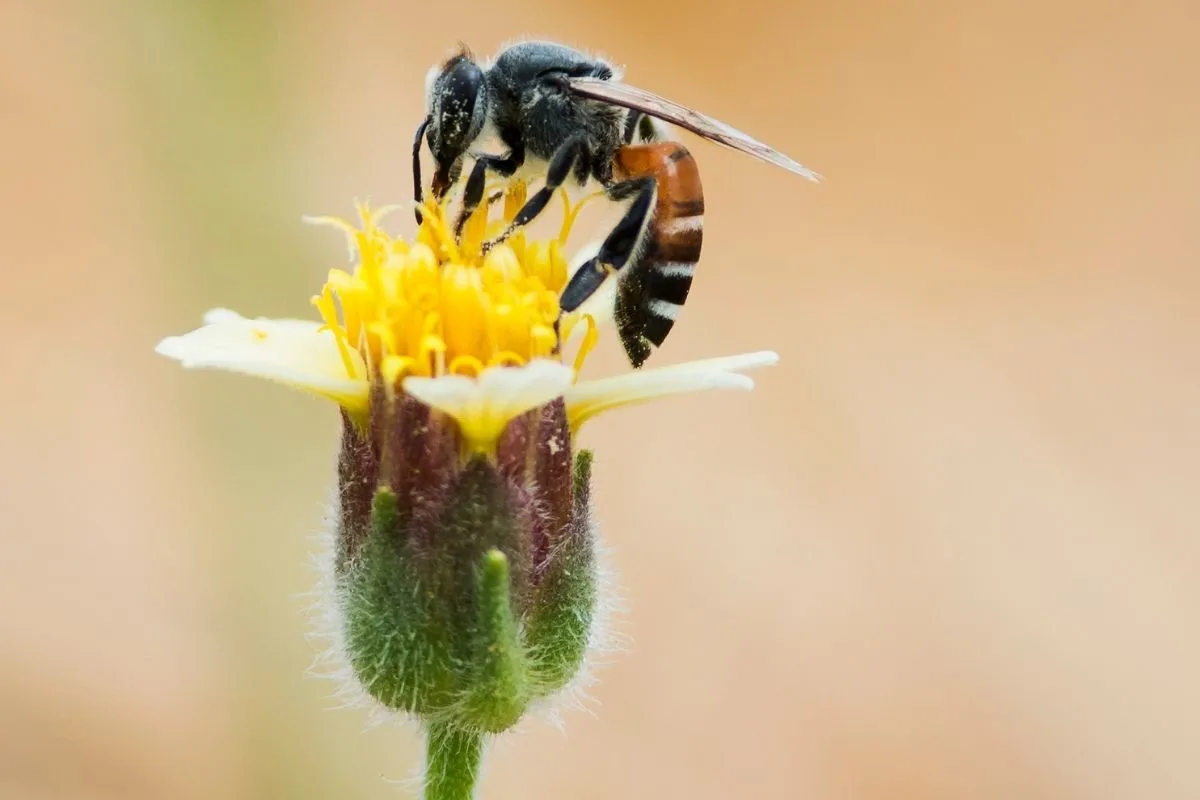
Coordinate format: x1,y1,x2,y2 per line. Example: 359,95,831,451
524,238,569,291
448,354,486,377
558,189,608,245
572,314,599,379
382,354,419,388
493,350,526,366
311,286,359,379
504,180,528,220
556,187,572,241
309,191,599,405
458,200,490,259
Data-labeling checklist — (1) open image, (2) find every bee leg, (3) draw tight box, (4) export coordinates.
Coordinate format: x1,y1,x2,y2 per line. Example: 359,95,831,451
453,147,526,239
622,112,643,144
638,114,661,143
481,132,593,252
412,117,430,224
559,176,656,313
453,158,490,238
621,112,662,147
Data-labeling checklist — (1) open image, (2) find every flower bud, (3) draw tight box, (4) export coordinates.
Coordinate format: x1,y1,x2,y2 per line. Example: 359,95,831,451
155,192,779,800
333,390,596,734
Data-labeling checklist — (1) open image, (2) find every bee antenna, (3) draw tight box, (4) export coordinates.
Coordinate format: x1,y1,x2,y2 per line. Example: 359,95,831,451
442,41,474,67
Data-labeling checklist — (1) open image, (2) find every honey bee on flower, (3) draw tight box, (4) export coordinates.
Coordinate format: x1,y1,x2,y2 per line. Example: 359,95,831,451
156,180,777,799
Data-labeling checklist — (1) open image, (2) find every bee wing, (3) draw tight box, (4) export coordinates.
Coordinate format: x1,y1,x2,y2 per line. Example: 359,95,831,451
568,76,821,182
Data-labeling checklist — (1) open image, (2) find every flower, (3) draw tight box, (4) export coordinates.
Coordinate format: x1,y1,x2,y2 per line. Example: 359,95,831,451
156,183,777,797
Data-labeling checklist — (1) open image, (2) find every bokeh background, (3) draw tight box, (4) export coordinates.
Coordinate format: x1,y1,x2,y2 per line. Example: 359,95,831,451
3,0,1199,797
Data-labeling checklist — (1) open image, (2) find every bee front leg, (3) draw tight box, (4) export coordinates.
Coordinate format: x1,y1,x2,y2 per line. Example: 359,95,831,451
453,146,526,239
481,132,594,252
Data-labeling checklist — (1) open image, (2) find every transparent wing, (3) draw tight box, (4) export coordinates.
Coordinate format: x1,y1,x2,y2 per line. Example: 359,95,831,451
568,76,821,182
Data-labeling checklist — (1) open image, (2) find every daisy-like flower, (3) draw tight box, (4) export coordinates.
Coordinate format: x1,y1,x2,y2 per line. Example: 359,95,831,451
156,183,777,799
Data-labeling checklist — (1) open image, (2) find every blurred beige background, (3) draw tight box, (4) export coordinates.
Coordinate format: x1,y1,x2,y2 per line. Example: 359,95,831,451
2,0,1199,797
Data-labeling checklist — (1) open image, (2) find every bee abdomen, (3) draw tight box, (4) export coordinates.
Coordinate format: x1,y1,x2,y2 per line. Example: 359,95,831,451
612,142,705,366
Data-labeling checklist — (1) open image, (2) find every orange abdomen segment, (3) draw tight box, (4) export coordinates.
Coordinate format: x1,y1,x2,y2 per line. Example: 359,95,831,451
611,142,706,357
615,143,705,222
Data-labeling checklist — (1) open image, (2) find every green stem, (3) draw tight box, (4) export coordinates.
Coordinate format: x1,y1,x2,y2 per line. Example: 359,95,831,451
424,721,484,800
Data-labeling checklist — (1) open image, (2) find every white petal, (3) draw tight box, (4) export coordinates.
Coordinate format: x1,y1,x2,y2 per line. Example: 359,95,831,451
202,307,245,324
403,359,575,452
155,309,369,413
564,350,780,430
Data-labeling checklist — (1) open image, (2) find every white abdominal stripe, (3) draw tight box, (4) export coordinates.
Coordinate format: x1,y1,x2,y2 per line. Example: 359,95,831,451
657,215,704,236
656,262,696,278
648,298,683,321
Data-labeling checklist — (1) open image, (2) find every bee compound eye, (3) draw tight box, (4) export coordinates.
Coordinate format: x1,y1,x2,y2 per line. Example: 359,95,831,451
432,59,486,154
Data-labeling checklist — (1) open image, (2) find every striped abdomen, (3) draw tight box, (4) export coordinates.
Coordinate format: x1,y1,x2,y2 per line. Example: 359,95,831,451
612,142,705,367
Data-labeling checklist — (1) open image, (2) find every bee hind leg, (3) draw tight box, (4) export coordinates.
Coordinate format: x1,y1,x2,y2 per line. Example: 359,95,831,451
559,175,656,313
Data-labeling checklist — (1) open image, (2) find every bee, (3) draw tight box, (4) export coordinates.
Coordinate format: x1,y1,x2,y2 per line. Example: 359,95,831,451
413,40,818,367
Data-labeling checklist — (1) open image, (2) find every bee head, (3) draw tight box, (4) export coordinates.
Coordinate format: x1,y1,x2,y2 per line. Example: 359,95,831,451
425,46,488,198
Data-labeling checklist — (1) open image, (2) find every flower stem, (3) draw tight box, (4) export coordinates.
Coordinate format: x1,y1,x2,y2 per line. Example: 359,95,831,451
424,721,484,800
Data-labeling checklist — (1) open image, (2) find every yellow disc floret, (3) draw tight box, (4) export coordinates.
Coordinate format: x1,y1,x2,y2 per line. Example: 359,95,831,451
308,184,583,387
